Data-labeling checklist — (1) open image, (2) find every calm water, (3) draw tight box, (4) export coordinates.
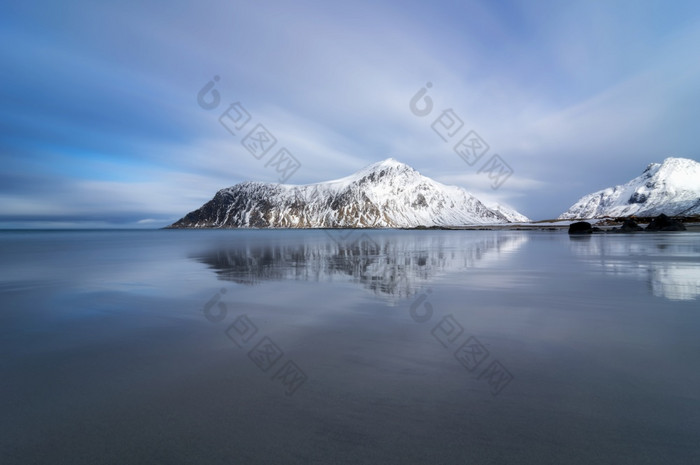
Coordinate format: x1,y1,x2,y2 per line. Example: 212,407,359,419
1,229,699,464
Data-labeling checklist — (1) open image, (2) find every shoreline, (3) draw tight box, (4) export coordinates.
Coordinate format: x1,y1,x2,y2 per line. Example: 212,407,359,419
164,222,700,232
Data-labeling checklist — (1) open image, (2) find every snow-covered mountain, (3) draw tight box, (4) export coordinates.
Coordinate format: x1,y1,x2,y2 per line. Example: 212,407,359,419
169,158,529,228
488,203,531,223
559,157,700,219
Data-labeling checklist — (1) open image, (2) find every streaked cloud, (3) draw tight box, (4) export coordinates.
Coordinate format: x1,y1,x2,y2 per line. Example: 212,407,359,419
2,0,699,225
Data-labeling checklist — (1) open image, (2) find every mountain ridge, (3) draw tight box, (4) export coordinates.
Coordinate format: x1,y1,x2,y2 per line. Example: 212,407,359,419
559,157,700,219
168,158,529,228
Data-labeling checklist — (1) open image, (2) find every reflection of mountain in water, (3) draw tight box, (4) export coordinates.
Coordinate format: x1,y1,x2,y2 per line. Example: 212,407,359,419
569,235,700,301
193,232,528,299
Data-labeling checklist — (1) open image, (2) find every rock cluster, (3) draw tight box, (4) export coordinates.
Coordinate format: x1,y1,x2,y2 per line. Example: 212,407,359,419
644,214,686,231
568,214,686,234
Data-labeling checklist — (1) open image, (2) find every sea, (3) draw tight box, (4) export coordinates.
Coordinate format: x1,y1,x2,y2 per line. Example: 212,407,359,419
1,229,699,464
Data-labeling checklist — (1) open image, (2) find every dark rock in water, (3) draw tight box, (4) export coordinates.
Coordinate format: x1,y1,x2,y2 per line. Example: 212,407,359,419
569,221,593,234
647,214,672,230
645,214,686,231
661,224,686,231
592,227,603,232
620,219,644,232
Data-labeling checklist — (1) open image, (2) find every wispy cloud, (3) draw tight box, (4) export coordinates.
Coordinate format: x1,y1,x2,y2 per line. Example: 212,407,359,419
2,0,699,225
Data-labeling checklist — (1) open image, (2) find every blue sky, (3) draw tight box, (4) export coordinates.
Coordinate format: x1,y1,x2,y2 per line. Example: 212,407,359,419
2,0,699,226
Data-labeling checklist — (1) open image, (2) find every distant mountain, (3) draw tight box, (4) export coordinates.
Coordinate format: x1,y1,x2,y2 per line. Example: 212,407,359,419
487,202,531,223
169,158,529,228
559,157,700,219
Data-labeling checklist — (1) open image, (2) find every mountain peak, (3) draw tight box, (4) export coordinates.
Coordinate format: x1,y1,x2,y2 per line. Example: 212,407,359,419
559,156,700,219
371,157,408,168
661,156,696,165
359,158,416,175
643,157,694,173
656,157,700,183
169,159,528,228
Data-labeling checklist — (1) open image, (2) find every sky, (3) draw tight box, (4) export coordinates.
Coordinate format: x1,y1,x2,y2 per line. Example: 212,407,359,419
1,0,699,227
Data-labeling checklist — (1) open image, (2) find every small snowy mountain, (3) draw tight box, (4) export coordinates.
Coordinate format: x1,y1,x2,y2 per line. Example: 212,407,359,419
169,158,529,228
488,203,531,223
559,157,700,219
